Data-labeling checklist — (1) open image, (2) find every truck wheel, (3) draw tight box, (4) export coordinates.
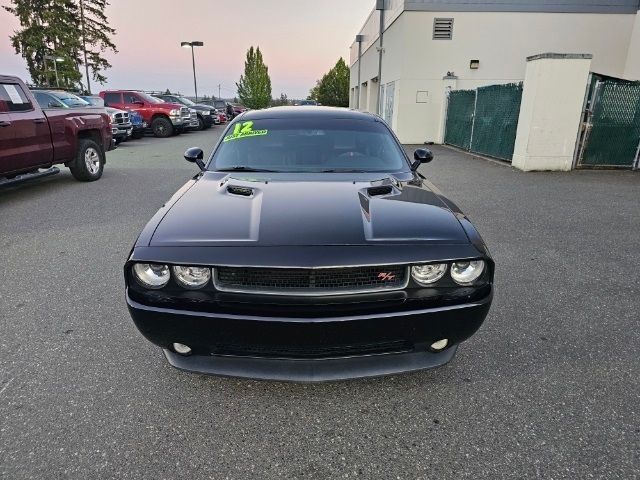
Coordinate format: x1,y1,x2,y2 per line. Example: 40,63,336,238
69,139,104,182
196,115,205,131
151,117,173,138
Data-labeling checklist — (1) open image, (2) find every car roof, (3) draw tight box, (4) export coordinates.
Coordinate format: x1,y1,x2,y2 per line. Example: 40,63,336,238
240,106,377,122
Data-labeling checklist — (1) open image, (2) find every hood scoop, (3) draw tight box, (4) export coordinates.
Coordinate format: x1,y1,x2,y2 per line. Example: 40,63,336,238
227,185,254,197
367,185,394,197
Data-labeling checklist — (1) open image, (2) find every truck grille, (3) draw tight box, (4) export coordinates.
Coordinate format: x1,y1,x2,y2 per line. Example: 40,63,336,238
113,112,130,124
181,107,190,119
214,265,408,295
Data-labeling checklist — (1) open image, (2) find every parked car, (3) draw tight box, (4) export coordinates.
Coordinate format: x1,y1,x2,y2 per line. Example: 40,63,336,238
81,95,146,139
99,90,189,138
294,100,319,106
40,92,132,145
1,75,112,184
128,110,146,139
154,94,216,130
201,99,232,118
231,103,247,117
124,107,494,382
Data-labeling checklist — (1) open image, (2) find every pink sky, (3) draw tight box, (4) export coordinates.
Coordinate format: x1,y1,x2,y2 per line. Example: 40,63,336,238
0,0,372,99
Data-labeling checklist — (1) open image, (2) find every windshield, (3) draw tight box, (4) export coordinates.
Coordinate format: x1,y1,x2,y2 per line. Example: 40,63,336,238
82,96,104,106
211,118,408,173
178,97,195,106
136,92,164,103
52,92,90,107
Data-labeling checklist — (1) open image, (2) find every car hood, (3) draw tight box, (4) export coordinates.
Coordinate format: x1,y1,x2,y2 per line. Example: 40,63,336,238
149,172,470,247
191,104,215,111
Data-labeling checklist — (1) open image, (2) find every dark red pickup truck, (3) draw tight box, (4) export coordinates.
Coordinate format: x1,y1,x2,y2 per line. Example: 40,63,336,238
1,75,113,185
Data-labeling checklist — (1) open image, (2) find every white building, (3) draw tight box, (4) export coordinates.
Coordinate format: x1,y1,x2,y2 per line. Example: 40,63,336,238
350,0,640,144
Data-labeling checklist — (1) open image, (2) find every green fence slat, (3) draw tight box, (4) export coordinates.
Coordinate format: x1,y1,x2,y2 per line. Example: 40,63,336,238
444,90,475,150
580,79,640,168
470,83,523,161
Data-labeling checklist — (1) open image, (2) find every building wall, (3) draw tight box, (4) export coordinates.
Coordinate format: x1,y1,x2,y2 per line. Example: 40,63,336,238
351,7,638,144
624,11,640,79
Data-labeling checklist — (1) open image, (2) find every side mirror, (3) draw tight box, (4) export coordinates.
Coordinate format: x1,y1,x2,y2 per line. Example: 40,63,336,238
184,147,206,171
412,148,434,170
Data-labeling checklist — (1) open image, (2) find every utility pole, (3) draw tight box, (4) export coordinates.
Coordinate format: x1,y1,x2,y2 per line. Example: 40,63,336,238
79,0,91,93
218,84,221,100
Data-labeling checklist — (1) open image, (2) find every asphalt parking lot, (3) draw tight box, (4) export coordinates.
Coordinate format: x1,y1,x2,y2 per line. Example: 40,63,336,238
1,128,639,479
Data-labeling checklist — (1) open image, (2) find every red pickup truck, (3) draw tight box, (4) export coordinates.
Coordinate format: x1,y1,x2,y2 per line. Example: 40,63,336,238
100,90,190,138
1,75,113,184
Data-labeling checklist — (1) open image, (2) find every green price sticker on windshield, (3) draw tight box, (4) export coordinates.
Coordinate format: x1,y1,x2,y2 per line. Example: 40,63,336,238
223,121,268,142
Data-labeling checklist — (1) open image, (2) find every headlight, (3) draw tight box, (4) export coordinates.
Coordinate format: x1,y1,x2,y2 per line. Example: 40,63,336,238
133,263,170,289
450,260,485,285
411,263,447,286
172,266,211,289
170,108,180,116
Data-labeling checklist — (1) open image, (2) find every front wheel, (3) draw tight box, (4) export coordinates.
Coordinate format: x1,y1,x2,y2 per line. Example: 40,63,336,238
196,116,205,131
69,138,104,182
151,117,174,138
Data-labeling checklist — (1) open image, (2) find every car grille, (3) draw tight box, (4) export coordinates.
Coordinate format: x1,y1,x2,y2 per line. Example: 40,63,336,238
113,112,130,124
214,265,408,295
211,340,413,359
181,107,190,119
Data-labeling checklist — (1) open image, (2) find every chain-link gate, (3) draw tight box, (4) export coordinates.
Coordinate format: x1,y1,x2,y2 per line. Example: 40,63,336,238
444,83,523,162
443,89,475,150
576,77,640,169
471,83,523,161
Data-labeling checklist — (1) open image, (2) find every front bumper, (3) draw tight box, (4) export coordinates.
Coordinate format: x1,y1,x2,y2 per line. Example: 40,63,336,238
169,116,184,126
126,291,492,382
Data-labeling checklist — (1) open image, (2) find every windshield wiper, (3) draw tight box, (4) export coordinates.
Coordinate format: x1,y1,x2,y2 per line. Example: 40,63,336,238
320,169,369,173
217,166,277,172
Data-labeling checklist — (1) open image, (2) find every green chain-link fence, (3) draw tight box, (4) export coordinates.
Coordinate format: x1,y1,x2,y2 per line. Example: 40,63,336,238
444,83,523,161
471,83,523,161
443,90,475,150
578,79,640,168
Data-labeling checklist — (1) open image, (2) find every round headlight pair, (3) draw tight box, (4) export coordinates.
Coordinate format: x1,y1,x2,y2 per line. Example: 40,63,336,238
132,263,211,289
411,260,485,286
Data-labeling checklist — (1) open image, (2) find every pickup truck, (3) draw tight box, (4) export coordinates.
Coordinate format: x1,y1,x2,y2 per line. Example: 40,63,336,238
0,75,113,185
100,90,190,138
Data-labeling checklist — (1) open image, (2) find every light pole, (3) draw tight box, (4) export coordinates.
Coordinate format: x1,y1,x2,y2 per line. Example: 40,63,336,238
181,41,204,102
44,55,64,87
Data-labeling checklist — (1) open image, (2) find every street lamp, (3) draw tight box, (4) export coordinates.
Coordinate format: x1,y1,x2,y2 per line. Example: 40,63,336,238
44,55,64,87
181,41,204,102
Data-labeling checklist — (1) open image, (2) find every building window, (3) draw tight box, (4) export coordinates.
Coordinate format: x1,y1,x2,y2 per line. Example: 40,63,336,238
433,18,454,40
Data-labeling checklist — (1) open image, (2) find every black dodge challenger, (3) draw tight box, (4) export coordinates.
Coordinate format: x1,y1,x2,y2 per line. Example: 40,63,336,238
125,107,494,382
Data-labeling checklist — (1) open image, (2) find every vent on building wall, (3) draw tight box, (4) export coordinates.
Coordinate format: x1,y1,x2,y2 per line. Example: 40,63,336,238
433,18,454,40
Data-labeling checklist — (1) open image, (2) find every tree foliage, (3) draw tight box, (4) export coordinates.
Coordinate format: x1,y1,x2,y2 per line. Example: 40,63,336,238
236,46,272,109
309,58,350,107
272,93,288,107
3,0,116,90
78,0,117,86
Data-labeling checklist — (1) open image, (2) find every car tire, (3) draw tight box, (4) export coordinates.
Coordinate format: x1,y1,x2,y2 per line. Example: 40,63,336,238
69,138,104,182
151,117,173,138
196,115,205,131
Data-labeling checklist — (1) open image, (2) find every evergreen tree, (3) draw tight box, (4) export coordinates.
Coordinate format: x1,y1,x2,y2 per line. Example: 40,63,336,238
4,0,82,87
4,0,116,90
310,58,350,107
78,0,117,91
236,46,272,109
